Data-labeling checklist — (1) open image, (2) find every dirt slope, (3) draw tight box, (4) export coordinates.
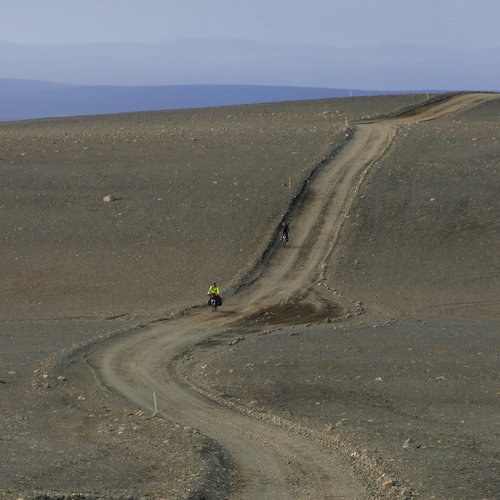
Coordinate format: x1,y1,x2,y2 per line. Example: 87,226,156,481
88,94,498,499
176,93,500,499
2,93,498,499
333,95,500,320
0,95,428,322
0,94,436,499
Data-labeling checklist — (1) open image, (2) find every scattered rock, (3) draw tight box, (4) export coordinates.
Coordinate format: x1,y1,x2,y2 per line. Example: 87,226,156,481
403,437,421,449
401,488,414,499
229,336,245,346
102,194,116,203
382,479,396,489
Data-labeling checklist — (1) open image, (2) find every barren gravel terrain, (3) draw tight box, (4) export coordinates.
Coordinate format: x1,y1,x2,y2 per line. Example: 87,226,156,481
1,93,499,499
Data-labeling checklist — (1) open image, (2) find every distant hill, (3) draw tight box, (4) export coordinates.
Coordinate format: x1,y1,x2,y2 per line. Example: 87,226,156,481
1,39,499,91
0,79,410,121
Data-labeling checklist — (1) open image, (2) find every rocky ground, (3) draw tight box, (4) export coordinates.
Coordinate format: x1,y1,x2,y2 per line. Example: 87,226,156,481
178,316,499,499
0,94,427,322
1,93,498,498
177,96,500,499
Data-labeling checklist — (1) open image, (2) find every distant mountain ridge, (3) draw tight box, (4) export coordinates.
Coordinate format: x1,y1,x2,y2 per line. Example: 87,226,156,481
0,79,412,122
1,39,498,90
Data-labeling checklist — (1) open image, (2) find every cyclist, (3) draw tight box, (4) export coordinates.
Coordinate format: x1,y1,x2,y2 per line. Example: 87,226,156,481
279,219,290,243
207,281,222,306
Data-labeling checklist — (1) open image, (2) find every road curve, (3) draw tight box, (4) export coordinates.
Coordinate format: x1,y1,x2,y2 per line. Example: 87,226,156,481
88,93,496,499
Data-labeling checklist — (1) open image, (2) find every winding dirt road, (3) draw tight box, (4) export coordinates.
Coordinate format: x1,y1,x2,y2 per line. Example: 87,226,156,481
87,93,495,498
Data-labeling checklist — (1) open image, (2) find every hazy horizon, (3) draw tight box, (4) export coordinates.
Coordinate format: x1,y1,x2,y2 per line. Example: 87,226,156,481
1,38,499,91
1,0,499,91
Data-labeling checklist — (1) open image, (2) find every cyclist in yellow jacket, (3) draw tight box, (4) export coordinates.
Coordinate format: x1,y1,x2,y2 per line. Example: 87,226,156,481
207,282,222,307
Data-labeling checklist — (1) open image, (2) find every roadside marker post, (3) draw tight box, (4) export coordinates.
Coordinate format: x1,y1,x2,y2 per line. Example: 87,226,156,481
152,392,158,416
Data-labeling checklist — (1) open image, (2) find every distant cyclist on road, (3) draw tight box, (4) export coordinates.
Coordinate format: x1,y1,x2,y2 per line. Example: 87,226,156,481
279,219,290,244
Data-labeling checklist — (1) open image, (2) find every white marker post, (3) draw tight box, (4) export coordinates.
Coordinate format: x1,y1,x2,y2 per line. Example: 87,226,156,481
152,392,158,416
345,116,349,128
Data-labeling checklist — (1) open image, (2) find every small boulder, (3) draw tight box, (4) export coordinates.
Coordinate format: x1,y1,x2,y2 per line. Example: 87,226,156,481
403,437,421,449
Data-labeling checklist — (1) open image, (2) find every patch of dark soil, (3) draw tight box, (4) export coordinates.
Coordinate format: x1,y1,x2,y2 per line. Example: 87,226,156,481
239,299,345,326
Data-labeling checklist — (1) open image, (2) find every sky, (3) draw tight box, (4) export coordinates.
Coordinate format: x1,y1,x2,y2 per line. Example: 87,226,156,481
1,1,499,90
2,0,500,48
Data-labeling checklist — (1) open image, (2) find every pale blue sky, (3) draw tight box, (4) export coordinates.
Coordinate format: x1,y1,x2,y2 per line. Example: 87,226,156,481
1,1,499,90
2,0,499,48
